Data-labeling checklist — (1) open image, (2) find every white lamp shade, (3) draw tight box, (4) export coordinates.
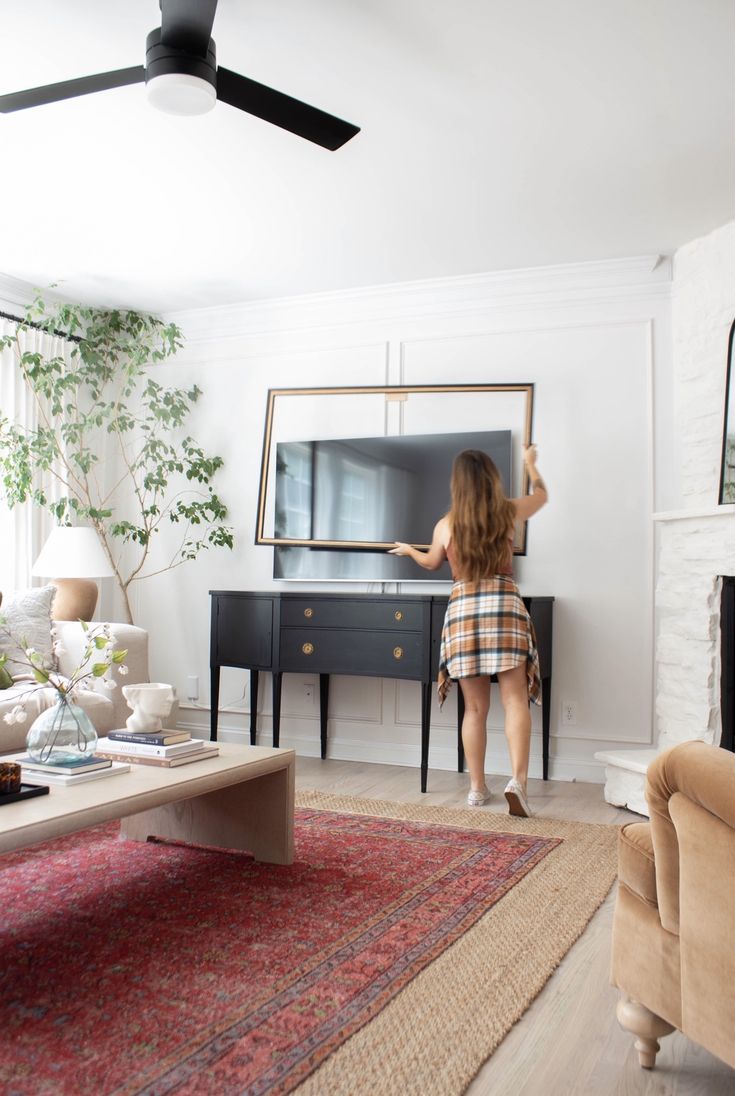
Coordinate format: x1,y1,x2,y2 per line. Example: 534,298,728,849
31,527,115,579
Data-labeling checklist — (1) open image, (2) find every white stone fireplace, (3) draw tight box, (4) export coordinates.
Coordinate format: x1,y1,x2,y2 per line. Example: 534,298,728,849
655,511,735,753
598,507,735,814
597,217,735,814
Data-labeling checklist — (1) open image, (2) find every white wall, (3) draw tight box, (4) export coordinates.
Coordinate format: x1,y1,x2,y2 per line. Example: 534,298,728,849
121,256,672,785
653,219,735,750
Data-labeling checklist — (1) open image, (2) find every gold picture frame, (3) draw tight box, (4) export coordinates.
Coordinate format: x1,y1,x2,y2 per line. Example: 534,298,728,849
256,383,535,553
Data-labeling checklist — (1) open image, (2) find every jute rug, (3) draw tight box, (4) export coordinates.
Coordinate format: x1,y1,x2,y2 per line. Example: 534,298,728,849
293,791,619,1096
0,790,619,1095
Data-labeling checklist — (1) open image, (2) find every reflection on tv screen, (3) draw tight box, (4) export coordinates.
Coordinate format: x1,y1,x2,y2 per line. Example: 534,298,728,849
273,429,511,582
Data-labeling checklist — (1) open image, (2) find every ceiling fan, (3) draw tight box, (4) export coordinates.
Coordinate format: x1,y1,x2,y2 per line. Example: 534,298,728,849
0,0,360,150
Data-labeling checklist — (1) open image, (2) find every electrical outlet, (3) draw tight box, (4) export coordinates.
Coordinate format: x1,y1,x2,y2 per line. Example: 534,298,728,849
561,700,577,726
303,683,314,704
186,675,199,701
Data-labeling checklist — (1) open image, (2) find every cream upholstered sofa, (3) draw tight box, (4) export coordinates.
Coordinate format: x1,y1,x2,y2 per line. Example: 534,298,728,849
611,740,735,1071
0,619,150,753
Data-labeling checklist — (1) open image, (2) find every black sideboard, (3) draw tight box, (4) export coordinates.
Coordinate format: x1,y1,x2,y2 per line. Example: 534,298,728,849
209,591,554,791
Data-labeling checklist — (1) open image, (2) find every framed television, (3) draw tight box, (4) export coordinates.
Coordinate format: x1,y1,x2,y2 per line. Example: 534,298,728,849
255,384,534,582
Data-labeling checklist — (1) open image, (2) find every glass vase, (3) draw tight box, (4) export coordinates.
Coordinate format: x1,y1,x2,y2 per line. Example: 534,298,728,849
26,698,98,765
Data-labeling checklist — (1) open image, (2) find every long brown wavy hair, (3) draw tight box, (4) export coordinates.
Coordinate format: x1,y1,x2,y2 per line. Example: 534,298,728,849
448,450,516,581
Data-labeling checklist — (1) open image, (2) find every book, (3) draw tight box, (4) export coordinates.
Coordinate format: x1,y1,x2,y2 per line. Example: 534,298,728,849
95,746,220,768
11,753,112,775
107,730,191,746
21,760,131,785
96,736,209,758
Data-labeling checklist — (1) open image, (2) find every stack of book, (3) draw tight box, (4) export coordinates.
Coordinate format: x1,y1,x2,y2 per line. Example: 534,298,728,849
95,729,219,768
8,753,131,785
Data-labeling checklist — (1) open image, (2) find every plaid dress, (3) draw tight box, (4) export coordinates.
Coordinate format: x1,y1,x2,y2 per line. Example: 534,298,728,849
438,575,541,705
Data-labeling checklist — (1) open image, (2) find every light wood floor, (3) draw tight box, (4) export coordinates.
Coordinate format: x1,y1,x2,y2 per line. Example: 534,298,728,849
295,756,735,1096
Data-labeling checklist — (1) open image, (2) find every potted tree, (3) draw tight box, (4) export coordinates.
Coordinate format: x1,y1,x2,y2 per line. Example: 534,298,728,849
0,293,233,623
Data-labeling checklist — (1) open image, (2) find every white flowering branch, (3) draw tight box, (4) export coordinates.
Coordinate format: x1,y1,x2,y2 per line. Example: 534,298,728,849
0,618,128,726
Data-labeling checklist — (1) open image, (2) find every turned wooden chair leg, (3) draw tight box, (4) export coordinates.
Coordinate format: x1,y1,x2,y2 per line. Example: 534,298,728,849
616,993,676,1069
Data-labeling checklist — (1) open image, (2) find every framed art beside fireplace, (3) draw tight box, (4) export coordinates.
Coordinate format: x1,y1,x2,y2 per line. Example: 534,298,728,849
718,318,735,503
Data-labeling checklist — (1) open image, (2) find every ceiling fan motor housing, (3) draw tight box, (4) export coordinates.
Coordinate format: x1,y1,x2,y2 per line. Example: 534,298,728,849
145,28,217,113
145,28,216,85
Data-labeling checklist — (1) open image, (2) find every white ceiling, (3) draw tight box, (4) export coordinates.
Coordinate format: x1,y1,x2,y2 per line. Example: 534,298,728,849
1,0,735,314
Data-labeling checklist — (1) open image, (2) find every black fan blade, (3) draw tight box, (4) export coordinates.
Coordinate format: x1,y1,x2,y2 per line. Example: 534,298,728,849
0,66,145,113
160,0,218,53
217,67,359,150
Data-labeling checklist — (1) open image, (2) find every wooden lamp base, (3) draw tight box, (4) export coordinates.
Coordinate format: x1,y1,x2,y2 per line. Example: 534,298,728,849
50,578,99,622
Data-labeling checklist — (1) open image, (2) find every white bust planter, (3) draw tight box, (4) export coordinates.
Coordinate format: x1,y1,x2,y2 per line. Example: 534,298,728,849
122,682,175,733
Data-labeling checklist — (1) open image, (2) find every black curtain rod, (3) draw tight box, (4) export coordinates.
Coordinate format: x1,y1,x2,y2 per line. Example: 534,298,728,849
0,307,82,342
0,307,27,325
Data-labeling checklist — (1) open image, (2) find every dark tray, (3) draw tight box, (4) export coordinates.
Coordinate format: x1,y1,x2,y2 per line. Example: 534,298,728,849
0,782,51,805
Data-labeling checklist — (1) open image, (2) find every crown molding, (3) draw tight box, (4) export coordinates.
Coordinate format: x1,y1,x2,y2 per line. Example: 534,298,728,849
0,255,673,340
0,273,70,315
0,273,37,311
164,255,673,343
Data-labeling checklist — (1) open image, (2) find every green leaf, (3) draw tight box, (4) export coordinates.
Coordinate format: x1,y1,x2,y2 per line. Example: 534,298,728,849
92,663,109,677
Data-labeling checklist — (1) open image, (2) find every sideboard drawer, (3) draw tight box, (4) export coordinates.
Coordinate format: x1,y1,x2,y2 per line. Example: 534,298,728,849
281,598,425,630
280,627,424,678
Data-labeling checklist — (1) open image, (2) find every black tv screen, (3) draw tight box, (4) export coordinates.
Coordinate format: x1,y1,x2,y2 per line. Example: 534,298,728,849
274,429,512,582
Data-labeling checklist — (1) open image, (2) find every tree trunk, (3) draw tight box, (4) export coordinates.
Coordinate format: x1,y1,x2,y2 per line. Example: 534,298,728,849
119,581,134,625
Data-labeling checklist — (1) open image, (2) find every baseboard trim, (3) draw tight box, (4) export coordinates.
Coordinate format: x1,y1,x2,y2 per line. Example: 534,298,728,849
178,711,607,785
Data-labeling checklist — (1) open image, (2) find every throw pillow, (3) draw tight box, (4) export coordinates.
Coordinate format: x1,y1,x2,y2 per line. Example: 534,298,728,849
0,585,57,675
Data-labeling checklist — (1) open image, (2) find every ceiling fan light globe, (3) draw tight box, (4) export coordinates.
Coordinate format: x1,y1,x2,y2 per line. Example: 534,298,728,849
146,72,216,116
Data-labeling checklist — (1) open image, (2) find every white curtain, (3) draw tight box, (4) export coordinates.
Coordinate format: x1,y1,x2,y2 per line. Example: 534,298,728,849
0,318,70,593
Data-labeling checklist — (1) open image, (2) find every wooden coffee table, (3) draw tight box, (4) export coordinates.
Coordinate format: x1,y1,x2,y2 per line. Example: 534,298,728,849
0,743,295,864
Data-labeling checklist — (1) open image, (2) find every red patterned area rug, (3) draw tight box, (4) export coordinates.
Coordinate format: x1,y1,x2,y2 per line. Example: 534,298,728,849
0,791,618,1096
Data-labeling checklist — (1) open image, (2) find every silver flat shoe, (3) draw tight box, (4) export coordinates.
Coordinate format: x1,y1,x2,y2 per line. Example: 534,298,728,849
504,779,532,817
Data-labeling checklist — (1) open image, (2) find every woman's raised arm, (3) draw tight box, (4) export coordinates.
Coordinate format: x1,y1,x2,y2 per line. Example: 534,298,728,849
513,444,548,521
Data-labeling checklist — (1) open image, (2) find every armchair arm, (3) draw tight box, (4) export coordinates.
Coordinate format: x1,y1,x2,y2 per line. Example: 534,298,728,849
646,740,735,934
55,621,149,732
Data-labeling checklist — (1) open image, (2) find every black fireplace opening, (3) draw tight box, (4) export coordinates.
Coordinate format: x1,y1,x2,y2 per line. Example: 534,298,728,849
720,576,735,752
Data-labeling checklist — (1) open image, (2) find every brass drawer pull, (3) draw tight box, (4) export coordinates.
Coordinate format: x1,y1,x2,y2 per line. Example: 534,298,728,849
394,610,403,621
393,646,403,660
304,607,313,618
302,642,314,655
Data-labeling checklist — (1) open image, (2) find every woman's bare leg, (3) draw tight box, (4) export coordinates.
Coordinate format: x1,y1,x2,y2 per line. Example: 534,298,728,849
458,676,491,791
497,664,531,789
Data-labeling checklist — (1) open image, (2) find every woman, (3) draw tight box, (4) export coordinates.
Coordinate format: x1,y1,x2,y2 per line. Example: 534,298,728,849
389,444,548,816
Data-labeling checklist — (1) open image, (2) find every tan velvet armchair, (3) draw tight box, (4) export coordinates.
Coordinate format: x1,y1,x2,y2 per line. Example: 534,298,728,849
611,740,735,1070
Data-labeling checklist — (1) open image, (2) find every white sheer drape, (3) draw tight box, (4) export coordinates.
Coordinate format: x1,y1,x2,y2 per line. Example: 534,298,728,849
0,319,69,593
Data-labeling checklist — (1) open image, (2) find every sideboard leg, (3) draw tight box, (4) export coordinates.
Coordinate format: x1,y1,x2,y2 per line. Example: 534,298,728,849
210,666,220,742
542,676,551,780
319,674,330,759
272,672,283,748
249,669,259,746
420,681,431,792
